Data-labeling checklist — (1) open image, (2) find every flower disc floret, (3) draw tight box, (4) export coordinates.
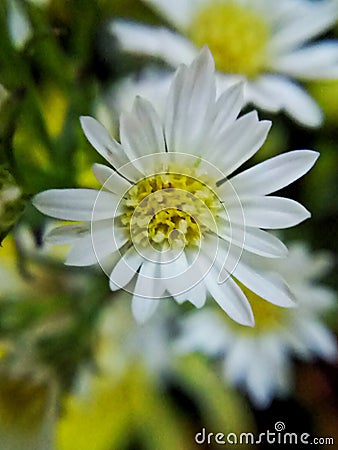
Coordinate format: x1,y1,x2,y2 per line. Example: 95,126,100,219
188,2,270,78
120,171,222,249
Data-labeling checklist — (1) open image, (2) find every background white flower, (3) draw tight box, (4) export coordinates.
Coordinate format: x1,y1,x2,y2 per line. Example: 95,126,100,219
107,68,172,123
7,0,32,49
33,49,318,326
94,291,174,381
175,242,338,408
111,0,338,127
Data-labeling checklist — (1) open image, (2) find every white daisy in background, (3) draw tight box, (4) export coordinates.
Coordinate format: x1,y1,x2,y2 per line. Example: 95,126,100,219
175,242,337,408
95,291,173,380
33,49,318,326
111,0,338,127
108,68,172,122
7,0,32,49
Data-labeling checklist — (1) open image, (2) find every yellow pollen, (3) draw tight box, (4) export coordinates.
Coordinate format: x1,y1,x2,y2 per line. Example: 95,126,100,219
120,172,221,249
188,2,270,78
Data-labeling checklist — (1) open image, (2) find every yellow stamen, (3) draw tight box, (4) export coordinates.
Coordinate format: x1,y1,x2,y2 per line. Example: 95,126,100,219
188,1,270,78
120,171,222,249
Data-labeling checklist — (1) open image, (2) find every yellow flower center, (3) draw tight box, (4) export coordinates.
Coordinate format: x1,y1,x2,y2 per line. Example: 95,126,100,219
120,171,222,249
188,1,270,78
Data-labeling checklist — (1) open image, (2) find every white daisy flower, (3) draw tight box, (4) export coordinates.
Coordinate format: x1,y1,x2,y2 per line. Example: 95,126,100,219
109,68,172,121
175,243,337,408
95,291,174,380
33,49,318,326
7,0,32,49
111,0,338,127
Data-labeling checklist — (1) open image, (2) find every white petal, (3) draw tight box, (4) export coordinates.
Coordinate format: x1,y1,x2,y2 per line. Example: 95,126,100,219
109,248,143,291
164,47,216,155
161,251,204,303
143,0,195,29
250,75,323,127
92,163,131,195
245,348,276,409
174,282,207,308
271,41,338,79
80,116,129,168
131,261,164,323
209,112,271,177
133,260,164,298
265,0,306,26
204,266,254,326
217,221,288,258
131,296,160,324
113,69,172,121
161,252,189,290
232,260,295,308
224,337,255,384
65,220,127,266
177,310,230,355
212,238,295,307
8,0,32,48
269,1,338,53
215,71,246,90
91,220,128,255
296,285,336,311
111,21,196,66
44,224,89,245
294,318,338,361
65,236,99,266
119,97,166,168
227,150,319,196
284,324,313,360
225,196,311,229
207,81,245,140
245,78,282,112
185,282,207,308
33,189,120,221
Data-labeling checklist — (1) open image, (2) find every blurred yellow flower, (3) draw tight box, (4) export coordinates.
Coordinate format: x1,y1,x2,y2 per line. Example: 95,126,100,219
57,367,190,450
40,84,68,138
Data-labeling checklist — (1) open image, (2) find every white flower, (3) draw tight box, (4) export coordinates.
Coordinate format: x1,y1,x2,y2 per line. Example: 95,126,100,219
7,0,32,49
33,49,318,326
111,0,338,127
175,242,337,408
95,291,174,380
109,68,172,121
